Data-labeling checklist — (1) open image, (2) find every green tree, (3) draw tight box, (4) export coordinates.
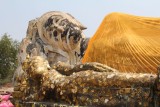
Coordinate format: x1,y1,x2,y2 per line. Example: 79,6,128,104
0,33,19,80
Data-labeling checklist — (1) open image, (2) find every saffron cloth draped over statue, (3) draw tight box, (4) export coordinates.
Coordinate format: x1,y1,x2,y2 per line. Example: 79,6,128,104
82,12,160,73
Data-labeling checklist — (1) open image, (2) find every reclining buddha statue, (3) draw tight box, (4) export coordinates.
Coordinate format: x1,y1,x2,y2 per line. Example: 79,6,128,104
13,12,160,107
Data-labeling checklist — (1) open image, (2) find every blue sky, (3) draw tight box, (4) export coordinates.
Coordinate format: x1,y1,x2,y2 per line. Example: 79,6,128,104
1,0,160,41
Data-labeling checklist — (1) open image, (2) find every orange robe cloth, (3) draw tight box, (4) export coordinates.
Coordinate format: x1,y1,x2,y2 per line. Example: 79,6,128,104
82,12,160,73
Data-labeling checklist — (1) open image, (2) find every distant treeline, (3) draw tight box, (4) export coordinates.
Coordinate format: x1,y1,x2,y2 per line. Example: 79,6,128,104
0,33,19,84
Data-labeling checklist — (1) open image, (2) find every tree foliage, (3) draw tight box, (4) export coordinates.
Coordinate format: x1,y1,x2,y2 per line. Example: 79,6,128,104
0,34,19,79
